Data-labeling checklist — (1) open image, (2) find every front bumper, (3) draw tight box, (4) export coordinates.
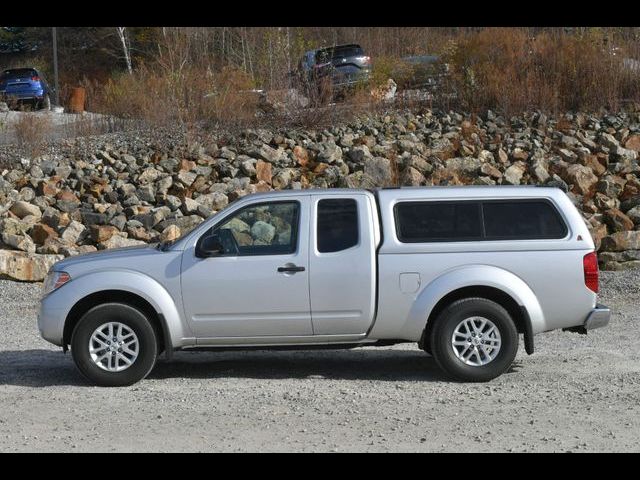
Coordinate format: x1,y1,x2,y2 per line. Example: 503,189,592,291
563,304,611,334
37,292,68,347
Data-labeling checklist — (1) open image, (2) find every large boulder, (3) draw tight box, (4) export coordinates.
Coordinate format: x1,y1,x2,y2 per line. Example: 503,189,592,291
565,164,598,196
250,144,283,164
160,225,181,243
61,221,86,245
1,218,29,236
90,225,120,243
10,201,42,219
2,233,36,254
99,235,146,250
603,209,634,232
444,157,482,175
625,134,640,152
0,250,63,281
364,157,394,187
255,160,272,185
399,166,425,186
503,163,527,185
30,223,59,245
250,221,276,243
600,231,640,252
347,145,374,164
196,192,229,211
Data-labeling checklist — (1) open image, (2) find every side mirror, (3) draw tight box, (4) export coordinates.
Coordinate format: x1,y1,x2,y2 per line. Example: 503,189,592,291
196,234,224,258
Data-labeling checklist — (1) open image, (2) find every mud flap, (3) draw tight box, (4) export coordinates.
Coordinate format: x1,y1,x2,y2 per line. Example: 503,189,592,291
520,306,535,355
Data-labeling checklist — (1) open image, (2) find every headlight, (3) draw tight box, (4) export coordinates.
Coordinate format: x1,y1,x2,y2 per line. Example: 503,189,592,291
42,271,71,297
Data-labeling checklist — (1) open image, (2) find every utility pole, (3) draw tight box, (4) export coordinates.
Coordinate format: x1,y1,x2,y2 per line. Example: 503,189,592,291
52,27,59,106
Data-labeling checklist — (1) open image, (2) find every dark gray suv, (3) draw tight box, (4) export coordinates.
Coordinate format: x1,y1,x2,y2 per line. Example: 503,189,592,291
296,44,371,98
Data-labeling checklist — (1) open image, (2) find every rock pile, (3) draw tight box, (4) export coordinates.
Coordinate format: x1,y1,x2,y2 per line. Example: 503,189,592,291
2,108,640,280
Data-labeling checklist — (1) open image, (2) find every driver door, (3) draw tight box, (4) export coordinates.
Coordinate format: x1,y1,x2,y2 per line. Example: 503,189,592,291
180,197,313,340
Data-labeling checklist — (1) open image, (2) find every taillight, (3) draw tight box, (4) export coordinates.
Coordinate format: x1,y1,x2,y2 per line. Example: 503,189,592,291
31,76,40,81
583,252,599,293
361,56,371,65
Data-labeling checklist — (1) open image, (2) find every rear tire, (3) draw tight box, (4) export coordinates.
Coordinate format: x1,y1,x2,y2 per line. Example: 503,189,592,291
430,297,518,382
71,303,158,387
40,94,51,111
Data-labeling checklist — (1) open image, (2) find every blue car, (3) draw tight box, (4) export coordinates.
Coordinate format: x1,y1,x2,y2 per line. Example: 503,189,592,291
0,68,52,110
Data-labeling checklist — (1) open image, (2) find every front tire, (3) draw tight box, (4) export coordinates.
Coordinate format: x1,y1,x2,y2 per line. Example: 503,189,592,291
71,303,158,387
430,298,518,382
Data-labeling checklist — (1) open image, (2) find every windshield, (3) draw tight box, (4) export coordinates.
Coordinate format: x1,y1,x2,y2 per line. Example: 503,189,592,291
332,45,364,58
315,45,364,64
1,68,37,80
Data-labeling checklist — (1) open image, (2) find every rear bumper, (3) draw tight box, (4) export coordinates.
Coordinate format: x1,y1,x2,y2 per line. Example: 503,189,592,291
584,304,611,330
1,91,44,101
563,304,611,334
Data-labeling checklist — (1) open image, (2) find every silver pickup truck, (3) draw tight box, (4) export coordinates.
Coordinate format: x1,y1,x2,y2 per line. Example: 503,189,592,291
38,186,610,386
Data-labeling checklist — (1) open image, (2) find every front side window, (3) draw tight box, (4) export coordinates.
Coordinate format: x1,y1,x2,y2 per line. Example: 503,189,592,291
317,199,359,253
210,201,299,256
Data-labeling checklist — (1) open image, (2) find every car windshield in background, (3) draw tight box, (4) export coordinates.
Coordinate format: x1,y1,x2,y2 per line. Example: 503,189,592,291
315,45,364,64
1,69,37,79
332,45,364,58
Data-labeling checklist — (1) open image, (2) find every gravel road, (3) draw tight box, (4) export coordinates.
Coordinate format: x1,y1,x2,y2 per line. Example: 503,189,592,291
1,271,639,452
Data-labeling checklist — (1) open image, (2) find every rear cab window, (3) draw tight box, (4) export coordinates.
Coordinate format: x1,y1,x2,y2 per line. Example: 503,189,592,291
394,199,568,243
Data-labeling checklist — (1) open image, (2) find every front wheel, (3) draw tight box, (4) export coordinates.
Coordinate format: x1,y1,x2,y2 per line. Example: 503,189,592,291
71,303,158,387
430,298,519,382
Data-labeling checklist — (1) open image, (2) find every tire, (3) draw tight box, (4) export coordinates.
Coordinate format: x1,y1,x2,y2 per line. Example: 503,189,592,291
39,94,51,111
71,303,158,387
430,298,518,382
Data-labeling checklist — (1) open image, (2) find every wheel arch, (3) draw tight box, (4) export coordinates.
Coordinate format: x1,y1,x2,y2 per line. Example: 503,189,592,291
55,270,190,357
420,285,534,355
404,265,545,354
63,290,169,357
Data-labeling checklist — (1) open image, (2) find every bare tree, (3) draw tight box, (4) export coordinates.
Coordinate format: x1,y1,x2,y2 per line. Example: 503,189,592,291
116,27,133,74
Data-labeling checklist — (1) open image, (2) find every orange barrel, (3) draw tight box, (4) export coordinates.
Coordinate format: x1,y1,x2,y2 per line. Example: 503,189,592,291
69,87,86,113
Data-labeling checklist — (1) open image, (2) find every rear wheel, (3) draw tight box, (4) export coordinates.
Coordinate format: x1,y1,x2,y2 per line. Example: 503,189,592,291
430,297,518,382
71,303,158,387
40,94,51,111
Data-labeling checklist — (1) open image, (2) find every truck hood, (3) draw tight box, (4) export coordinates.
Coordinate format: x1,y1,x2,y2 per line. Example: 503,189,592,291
53,244,162,272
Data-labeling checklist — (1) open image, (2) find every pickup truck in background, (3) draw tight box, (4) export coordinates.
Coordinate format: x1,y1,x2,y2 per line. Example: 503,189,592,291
38,186,611,386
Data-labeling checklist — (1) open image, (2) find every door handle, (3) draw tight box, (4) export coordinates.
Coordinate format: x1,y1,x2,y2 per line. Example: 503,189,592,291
277,265,305,273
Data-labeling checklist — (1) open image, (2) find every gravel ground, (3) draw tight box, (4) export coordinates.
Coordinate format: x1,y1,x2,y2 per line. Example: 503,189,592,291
1,271,639,452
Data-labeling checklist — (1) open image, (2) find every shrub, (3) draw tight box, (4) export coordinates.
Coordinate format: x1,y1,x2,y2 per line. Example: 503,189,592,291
12,113,52,157
441,28,640,115
90,64,258,132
